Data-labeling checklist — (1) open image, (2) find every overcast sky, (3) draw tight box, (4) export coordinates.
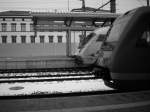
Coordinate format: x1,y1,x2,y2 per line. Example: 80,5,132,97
0,0,148,13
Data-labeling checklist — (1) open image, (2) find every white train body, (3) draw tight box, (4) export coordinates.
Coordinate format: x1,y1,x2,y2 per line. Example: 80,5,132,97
75,26,110,65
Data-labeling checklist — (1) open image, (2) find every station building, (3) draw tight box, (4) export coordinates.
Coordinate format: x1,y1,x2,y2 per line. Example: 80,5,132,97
0,11,83,57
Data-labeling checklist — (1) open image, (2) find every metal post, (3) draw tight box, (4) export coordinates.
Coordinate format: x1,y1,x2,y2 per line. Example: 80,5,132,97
68,0,70,11
110,0,116,13
83,30,86,39
33,17,37,37
147,0,149,6
66,29,71,56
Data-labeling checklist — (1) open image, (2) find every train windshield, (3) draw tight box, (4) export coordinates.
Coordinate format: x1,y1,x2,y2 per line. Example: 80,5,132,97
101,26,116,51
78,32,96,49
106,26,121,43
136,27,150,47
96,34,106,42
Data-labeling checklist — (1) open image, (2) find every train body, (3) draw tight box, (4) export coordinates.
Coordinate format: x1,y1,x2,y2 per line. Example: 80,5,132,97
75,26,109,65
98,6,150,89
76,6,150,90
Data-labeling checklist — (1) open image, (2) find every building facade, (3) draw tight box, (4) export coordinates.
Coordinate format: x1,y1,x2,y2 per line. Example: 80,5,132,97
0,11,84,57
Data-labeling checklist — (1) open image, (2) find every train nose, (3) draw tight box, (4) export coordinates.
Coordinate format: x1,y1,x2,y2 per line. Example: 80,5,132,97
72,55,83,65
93,66,111,80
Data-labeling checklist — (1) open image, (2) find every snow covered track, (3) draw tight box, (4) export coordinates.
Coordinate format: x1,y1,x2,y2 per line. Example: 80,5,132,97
0,69,113,97
0,79,113,97
0,70,99,83
0,74,97,83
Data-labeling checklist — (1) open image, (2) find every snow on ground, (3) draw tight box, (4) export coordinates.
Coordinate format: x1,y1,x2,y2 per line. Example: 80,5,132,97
0,79,113,96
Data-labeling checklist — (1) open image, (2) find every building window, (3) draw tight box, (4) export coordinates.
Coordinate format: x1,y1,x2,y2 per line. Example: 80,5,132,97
40,35,45,43
21,23,26,32
1,36,7,43
11,23,16,32
21,36,26,43
3,18,5,21
11,36,17,43
12,18,15,21
30,36,35,43
1,23,7,32
57,36,62,43
49,36,53,43
30,24,34,31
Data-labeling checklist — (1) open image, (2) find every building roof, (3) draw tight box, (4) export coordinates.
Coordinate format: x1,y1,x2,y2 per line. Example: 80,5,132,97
31,11,119,20
71,7,110,13
0,11,31,16
0,10,120,21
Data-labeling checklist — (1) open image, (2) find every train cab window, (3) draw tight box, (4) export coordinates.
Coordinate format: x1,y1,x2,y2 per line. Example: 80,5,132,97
101,41,114,51
101,26,118,51
101,36,116,51
136,28,150,47
79,33,96,49
96,34,106,42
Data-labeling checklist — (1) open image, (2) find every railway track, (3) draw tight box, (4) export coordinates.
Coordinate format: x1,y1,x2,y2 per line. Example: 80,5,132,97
0,68,100,83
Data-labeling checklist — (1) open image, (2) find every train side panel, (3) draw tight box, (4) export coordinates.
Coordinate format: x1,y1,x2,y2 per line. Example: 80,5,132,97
99,6,150,90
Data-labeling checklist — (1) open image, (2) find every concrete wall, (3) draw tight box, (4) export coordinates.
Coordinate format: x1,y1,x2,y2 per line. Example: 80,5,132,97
0,43,79,57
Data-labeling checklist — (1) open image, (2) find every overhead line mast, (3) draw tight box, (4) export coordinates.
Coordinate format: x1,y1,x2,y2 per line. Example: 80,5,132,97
147,0,149,6
71,0,116,13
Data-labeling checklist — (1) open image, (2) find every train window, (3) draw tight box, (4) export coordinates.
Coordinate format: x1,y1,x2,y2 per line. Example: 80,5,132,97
101,42,114,51
96,34,106,42
102,26,117,51
136,28,150,47
78,32,96,49
106,24,121,43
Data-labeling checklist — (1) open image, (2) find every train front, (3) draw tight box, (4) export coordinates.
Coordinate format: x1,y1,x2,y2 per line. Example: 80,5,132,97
75,27,109,66
96,6,150,90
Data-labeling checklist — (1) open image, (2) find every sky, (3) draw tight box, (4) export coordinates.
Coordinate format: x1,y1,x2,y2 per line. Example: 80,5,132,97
0,0,148,13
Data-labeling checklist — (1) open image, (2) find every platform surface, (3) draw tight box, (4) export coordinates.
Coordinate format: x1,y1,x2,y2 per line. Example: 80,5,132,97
0,90,150,112
0,56,78,69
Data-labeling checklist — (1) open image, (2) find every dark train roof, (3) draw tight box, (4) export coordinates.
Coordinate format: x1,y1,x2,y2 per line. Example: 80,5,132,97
115,6,150,21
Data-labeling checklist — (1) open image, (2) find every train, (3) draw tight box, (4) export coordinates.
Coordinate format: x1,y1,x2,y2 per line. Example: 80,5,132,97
1,6,150,90
75,26,110,65
76,6,150,90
